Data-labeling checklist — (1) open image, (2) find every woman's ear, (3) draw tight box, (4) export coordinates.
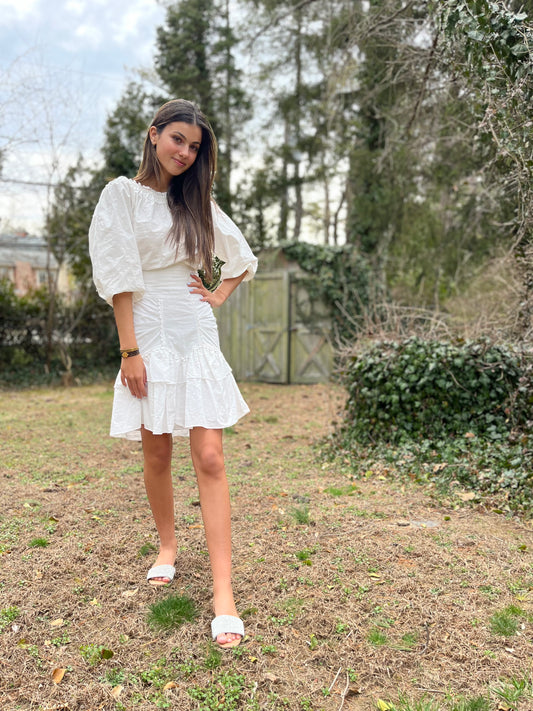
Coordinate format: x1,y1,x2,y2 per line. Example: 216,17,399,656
149,126,158,145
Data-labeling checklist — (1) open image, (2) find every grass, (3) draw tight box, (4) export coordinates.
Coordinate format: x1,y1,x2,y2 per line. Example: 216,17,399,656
291,505,311,525
489,604,526,637
0,382,531,710
28,537,49,548
491,675,533,706
367,628,389,646
449,700,490,711
0,605,20,633
189,671,248,710
146,594,197,632
138,542,157,557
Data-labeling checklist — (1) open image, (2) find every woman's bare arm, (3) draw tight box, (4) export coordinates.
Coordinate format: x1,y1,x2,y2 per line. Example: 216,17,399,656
112,292,147,399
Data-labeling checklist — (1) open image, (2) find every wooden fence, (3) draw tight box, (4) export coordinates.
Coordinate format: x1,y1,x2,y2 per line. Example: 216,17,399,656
216,271,333,384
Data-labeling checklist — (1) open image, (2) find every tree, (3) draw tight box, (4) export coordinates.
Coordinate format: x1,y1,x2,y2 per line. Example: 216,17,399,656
154,0,250,213
434,0,533,332
99,81,157,180
241,0,357,244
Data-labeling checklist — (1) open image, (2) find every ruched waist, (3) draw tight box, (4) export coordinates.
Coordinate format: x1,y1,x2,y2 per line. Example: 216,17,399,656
142,263,196,290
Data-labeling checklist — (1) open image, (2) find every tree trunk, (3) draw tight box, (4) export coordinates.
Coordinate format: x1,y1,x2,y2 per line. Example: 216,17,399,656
293,9,303,241
278,119,290,243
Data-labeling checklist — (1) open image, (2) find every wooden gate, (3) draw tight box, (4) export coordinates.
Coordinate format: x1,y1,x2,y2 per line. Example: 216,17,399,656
216,271,332,384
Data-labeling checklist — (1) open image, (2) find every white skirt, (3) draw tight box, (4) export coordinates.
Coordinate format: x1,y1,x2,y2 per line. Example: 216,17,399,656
110,263,250,440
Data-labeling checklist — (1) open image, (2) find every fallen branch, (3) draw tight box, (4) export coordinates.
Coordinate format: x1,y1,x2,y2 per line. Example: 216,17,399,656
337,672,351,711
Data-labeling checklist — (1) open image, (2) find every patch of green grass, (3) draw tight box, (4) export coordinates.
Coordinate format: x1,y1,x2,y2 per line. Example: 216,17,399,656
189,671,247,710
449,696,490,711
204,644,222,670
176,659,200,677
139,658,175,687
324,484,358,496
489,604,526,637
335,620,349,634
295,547,316,565
51,633,71,647
138,542,157,557
291,505,311,525
261,415,279,424
146,594,197,632
381,694,441,710
367,628,388,646
270,596,305,626
261,644,277,655
491,675,533,706
0,605,20,633
28,537,49,548
478,585,500,600
394,632,418,650
103,668,127,686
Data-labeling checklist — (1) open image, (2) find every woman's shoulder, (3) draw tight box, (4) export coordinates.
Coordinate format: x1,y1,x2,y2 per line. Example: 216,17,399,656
101,175,137,196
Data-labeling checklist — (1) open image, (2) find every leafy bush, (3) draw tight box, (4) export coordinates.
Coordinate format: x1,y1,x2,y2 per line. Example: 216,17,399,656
331,337,533,513
0,279,118,387
340,337,524,444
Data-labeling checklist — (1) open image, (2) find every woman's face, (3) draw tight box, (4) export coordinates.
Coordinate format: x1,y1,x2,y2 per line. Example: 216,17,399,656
150,121,202,186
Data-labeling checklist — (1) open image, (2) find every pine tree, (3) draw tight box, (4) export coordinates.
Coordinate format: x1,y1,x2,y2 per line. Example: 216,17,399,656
154,0,250,213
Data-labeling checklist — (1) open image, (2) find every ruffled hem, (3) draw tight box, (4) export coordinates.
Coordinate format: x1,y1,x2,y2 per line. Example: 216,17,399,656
143,345,232,383
109,346,249,440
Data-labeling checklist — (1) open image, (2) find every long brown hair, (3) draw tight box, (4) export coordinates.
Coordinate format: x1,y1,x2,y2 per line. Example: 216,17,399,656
135,99,217,281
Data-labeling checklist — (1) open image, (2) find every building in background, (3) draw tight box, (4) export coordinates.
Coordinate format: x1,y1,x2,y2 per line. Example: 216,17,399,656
0,232,70,296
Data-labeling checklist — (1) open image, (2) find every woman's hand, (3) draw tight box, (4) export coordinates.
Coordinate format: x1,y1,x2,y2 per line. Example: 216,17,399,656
188,273,227,308
120,354,148,399
188,271,248,308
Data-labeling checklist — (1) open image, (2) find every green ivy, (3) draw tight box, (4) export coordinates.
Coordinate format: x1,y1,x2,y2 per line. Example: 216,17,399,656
281,242,377,341
330,336,533,513
339,337,523,444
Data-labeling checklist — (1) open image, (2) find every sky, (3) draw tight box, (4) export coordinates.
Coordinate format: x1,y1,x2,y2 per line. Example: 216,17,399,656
0,0,167,232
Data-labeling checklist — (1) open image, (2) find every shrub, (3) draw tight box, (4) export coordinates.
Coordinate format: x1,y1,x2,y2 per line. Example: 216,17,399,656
339,337,525,445
330,336,533,513
0,279,118,388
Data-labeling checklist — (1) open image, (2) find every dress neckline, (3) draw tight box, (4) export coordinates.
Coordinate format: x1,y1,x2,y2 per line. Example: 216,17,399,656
132,180,168,198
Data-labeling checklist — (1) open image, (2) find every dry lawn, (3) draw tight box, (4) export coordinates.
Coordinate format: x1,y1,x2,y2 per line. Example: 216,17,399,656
0,382,531,711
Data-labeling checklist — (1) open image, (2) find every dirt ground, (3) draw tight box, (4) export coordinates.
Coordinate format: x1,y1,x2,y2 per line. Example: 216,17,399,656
0,382,531,711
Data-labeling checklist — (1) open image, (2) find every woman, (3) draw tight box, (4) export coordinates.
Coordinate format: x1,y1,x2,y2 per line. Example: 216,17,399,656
89,99,257,649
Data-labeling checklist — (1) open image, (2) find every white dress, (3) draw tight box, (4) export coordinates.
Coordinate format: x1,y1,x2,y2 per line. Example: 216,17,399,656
88,176,258,440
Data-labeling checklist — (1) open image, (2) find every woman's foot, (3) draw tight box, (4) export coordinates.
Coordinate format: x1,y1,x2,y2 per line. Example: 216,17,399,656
211,615,244,649
213,584,243,648
147,543,177,586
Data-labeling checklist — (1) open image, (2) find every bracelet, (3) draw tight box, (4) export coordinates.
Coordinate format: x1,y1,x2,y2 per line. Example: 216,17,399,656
120,348,140,359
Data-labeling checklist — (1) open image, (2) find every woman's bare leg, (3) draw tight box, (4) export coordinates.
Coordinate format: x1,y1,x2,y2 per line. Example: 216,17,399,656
141,426,177,584
189,427,241,647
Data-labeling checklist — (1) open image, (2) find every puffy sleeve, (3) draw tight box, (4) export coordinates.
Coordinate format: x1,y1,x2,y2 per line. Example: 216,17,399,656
212,202,258,281
88,177,145,305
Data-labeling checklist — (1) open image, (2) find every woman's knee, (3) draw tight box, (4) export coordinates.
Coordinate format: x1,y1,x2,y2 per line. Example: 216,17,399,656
193,444,224,477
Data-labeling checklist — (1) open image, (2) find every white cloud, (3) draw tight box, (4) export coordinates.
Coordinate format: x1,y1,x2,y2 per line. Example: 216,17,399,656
73,22,104,48
64,0,85,16
111,0,163,53
0,0,39,21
